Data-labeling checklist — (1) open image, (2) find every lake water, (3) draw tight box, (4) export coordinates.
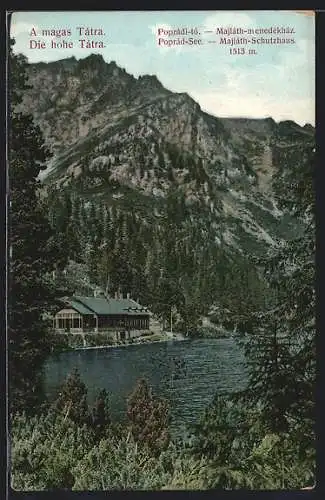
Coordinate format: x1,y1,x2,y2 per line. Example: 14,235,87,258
44,338,248,435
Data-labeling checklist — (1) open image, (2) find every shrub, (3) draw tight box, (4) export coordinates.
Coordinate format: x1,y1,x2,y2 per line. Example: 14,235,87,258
47,332,70,353
127,379,170,456
67,334,84,349
10,380,315,491
72,433,172,490
190,392,315,489
161,451,211,490
54,368,90,426
84,333,114,347
10,412,95,490
91,389,111,439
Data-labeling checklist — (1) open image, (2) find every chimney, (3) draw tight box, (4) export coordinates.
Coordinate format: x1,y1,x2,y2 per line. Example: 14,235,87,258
94,287,104,298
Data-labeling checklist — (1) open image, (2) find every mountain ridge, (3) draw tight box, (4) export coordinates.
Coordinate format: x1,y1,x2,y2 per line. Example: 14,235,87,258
27,53,314,129
16,53,315,322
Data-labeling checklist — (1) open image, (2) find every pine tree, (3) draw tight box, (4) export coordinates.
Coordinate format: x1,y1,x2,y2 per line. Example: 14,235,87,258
54,368,90,425
91,389,111,438
242,141,315,437
127,378,170,456
8,40,68,412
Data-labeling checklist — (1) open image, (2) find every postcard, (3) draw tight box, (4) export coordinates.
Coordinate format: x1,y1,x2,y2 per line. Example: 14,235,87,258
7,10,315,491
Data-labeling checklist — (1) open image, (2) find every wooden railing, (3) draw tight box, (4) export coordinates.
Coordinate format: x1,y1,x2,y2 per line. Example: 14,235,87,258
54,327,150,335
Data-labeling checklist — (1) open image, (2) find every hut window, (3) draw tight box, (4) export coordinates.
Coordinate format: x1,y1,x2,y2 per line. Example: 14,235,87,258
56,311,81,330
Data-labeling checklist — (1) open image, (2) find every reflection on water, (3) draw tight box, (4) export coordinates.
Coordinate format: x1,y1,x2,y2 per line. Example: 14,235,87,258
44,338,248,434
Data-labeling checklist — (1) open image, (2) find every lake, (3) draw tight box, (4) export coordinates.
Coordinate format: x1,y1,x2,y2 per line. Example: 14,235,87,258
44,338,248,435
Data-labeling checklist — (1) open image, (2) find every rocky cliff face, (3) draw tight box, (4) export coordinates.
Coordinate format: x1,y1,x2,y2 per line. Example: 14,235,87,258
20,53,314,263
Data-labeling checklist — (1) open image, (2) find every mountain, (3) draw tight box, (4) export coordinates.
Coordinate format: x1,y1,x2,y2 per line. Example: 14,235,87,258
18,54,315,330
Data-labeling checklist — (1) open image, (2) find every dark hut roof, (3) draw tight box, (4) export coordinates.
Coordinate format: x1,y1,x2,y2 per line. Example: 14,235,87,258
67,296,150,316
69,299,94,315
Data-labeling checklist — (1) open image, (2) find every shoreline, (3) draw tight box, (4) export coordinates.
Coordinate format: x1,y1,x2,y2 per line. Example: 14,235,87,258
60,335,189,352
50,329,235,355
74,337,189,351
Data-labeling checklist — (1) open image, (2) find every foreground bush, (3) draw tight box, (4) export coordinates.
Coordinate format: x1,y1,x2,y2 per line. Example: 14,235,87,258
10,373,315,491
191,393,315,489
10,411,210,490
10,412,95,490
72,434,173,490
127,378,170,456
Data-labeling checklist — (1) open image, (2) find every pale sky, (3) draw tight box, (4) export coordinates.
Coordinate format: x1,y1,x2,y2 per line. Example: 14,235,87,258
10,10,315,126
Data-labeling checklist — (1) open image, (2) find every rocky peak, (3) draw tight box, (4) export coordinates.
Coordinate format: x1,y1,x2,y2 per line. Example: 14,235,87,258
138,74,162,87
220,117,277,137
276,119,313,141
303,123,314,132
76,53,106,70
136,74,170,99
